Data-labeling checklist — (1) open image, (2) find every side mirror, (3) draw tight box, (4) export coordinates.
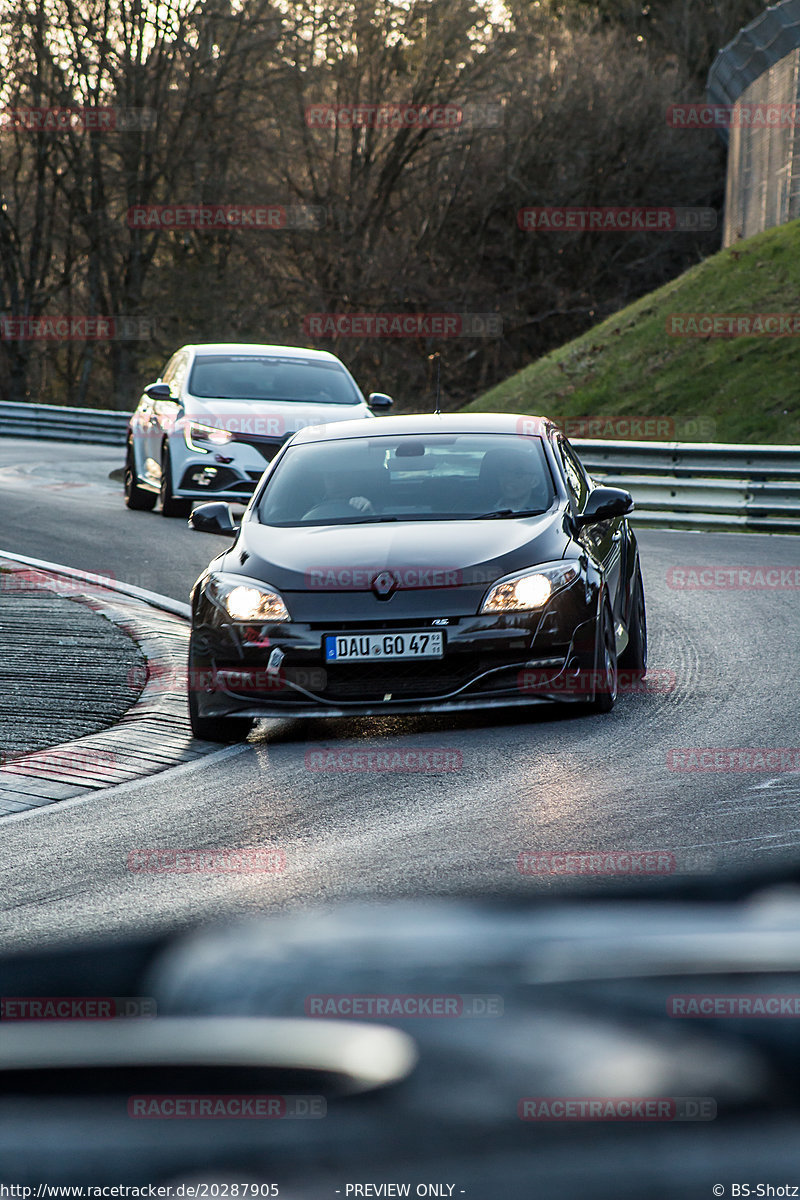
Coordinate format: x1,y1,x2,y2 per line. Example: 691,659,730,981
144,382,173,400
574,486,634,529
368,392,394,413
189,502,239,536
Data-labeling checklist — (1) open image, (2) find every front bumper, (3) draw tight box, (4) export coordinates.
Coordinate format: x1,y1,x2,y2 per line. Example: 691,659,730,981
171,435,286,500
189,580,603,721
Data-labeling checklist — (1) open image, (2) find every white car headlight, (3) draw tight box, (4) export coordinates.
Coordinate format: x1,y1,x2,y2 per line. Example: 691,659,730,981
480,562,580,614
185,421,234,452
206,574,290,622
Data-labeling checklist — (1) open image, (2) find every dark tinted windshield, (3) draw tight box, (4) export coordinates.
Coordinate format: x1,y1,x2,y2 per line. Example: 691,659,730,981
257,433,554,524
188,354,361,403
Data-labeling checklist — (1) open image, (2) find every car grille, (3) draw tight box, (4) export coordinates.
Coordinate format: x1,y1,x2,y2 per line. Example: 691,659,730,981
239,440,283,464
319,653,527,700
214,649,570,705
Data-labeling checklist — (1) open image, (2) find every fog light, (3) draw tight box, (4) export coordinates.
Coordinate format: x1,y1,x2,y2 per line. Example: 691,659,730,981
191,467,219,486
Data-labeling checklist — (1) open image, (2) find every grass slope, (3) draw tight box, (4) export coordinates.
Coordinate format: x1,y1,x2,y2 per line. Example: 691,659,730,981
465,220,800,444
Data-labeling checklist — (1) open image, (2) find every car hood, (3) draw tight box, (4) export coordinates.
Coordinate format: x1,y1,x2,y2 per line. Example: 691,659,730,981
236,512,569,592
183,397,370,439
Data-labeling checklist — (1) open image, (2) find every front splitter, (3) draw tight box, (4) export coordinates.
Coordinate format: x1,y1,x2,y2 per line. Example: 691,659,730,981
200,691,590,721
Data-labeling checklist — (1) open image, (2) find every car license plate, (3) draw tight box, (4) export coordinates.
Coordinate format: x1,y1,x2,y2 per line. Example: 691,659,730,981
324,631,444,662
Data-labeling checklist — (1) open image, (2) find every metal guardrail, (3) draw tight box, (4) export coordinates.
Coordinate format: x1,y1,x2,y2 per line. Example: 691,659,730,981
575,439,800,532
0,401,130,446
0,402,797,531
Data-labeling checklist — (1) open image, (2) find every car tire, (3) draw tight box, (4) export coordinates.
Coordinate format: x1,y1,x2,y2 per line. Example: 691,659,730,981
589,597,618,714
160,448,193,518
124,444,157,511
618,561,647,675
187,638,253,743
188,698,249,743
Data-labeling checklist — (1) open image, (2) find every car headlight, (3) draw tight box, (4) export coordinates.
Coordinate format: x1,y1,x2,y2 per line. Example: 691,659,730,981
206,573,290,622
185,421,234,452
480,562,580,614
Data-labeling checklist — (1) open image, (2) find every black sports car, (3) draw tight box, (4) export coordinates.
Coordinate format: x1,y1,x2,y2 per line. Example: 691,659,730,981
187,413,646,741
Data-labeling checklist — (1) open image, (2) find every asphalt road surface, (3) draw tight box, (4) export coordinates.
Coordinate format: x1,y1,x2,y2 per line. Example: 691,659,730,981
1,438,799,952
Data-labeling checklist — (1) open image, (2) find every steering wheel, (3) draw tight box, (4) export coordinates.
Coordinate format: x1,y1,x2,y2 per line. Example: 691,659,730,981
302,500,363,519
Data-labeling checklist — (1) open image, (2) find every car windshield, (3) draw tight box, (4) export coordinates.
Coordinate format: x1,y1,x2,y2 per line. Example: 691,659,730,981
187,354,361,404
256,433,554,524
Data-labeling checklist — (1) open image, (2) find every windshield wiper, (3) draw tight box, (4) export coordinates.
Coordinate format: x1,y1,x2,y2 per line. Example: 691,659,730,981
475,508,547,520
201,397,353,404
346,515,399,523
298,515,400,525
194,403,311,408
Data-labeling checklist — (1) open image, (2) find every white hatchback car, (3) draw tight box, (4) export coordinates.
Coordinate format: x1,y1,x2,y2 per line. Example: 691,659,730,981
124,343,393,516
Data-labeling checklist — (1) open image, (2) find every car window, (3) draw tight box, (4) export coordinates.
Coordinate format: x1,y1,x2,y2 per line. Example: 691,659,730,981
557,436,590,510
187,354,361,404
257,433,554,524
161,353,180,385
169,352,189,394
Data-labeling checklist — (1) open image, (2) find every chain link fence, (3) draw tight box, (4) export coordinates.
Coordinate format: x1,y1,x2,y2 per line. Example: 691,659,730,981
708,0,800,247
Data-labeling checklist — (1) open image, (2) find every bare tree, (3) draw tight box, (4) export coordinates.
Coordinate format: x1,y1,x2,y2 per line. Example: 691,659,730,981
1,0,288,406
0,1,82,401
0,0,742,410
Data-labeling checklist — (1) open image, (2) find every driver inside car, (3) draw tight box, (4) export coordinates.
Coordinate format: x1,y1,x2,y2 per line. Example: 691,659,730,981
484,449,549,513
301,468,375,518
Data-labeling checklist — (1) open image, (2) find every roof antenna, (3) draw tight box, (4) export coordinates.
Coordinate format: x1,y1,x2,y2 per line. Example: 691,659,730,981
429,352,441,415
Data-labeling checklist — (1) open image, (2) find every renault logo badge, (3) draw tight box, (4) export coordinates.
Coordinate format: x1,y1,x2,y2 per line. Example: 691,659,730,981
371,570,398,599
